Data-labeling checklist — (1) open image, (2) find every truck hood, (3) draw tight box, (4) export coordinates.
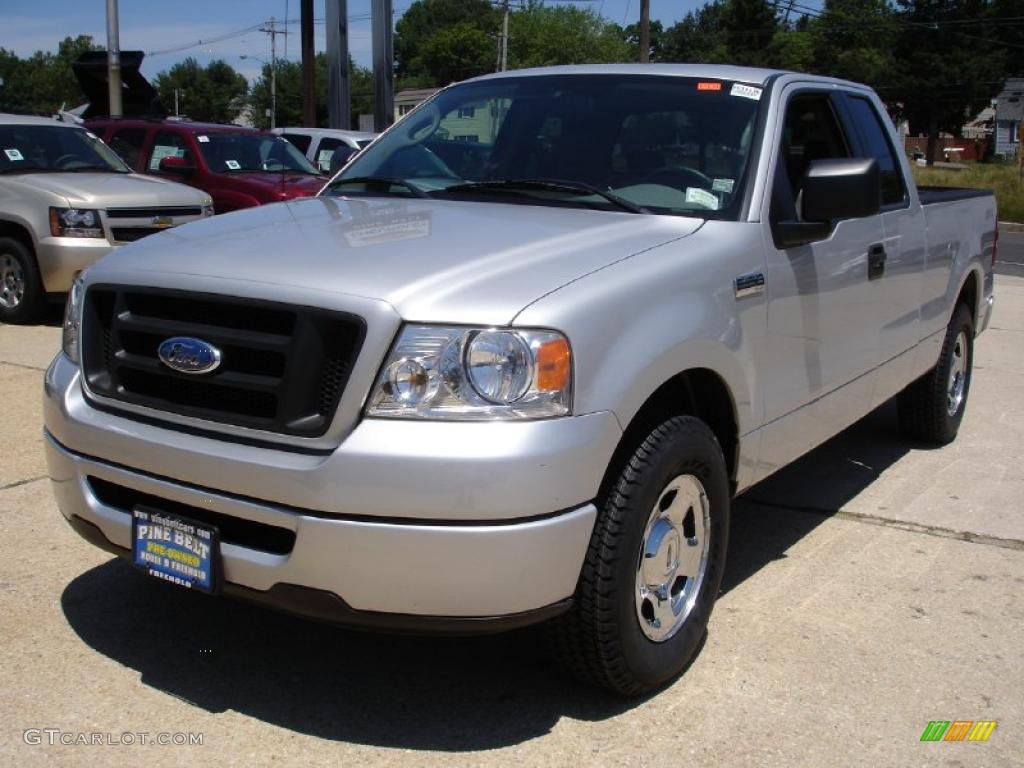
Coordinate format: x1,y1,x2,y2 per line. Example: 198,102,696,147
222,171,326,200
22,171,206,208
89,196,704,324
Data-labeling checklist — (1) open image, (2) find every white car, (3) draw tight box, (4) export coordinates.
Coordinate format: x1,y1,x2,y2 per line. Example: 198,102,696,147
272,127,377,173
0,113,211,323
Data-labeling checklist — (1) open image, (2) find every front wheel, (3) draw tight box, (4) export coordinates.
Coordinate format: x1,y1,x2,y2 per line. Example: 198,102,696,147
0,237,44,325
548,415,730,695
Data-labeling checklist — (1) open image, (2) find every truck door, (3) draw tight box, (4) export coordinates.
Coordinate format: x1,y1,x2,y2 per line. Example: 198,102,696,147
837,92,924,404
761,88,886,434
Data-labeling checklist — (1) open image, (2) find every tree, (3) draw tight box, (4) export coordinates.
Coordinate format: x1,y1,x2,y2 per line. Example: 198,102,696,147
507,2,631,69
394,0,497,81
622,19,665,62
660,3,731,64
891,0,1006,163
152,58,248,123
809,0,895,88
0,35,101,114
249,54,373,129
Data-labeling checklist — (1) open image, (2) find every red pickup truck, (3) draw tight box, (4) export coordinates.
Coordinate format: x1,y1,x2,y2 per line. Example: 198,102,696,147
86,119,326,214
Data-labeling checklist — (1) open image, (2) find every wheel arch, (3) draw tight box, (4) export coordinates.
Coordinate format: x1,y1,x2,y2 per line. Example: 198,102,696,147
600,367,741,499
0,218,38,255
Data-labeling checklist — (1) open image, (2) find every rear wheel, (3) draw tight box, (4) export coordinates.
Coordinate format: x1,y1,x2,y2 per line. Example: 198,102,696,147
548,415,730,695
898,302,974,444
0,237,44,324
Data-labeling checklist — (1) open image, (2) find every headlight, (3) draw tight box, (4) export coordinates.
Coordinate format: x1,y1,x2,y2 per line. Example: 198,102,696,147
62,273,86,363
49,207,103,238
367,325,572,420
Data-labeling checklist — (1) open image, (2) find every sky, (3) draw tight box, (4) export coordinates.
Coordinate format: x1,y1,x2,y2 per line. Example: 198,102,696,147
0,0,712,84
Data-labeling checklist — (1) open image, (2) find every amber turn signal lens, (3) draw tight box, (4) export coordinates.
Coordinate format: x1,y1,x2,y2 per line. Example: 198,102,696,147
535,337,571,392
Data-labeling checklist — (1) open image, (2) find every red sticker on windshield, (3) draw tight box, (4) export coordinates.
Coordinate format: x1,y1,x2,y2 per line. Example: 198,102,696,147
697,82,723,91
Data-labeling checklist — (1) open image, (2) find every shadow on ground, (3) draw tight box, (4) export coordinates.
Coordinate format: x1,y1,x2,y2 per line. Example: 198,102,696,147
61,400,922,748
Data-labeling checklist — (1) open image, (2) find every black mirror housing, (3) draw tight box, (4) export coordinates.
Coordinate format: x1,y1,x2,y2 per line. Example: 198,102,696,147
801,158,881,223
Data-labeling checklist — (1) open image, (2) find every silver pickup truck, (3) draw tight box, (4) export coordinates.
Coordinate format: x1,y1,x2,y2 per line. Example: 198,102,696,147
0,114,212,323
44,65,997,695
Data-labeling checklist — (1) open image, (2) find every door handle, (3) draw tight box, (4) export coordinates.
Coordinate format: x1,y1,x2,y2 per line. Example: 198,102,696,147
868,243,887,280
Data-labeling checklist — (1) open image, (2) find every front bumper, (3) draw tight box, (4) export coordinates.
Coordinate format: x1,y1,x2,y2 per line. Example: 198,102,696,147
35,237,113,293
45,354,617,623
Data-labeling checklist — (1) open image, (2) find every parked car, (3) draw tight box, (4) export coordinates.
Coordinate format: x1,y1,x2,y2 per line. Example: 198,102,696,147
272,127,377,173
47,65,997,695
87,119,326,214
0,113,211,323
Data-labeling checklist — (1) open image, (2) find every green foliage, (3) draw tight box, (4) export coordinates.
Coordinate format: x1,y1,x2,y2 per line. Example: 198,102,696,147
508,2,631,68
249,54,373,129
912,163,1024,222
394,0,498,81
152,58,248,123
417,22,495,85
0,35,101,114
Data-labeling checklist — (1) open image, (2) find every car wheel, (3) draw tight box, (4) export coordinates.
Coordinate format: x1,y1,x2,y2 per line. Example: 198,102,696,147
898,302,974,445
548,414,730,695
0,237,44,324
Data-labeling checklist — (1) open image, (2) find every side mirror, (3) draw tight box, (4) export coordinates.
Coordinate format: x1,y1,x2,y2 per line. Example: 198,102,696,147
159,155,194,175
329,146,356,175
773,158,881,249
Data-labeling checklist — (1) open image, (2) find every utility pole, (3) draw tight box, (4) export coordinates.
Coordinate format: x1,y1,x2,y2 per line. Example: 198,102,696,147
174,88,181,116
497,0,510,72
326,0,351,129
371,0,394,131
259,17,287,129
105,0,122,117
639,0,650,63
301,0,315,126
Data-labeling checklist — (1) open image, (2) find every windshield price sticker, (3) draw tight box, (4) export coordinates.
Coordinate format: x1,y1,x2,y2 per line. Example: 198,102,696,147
132,507,220,594
4,148,24,161
686,187,720,210
712,178,735,193
225,159,241,170
730,83,763,101
197,135,210,143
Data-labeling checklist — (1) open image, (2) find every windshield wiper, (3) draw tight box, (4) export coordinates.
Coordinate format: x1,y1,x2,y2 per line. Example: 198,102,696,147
326,176,428,199
439,179,650,214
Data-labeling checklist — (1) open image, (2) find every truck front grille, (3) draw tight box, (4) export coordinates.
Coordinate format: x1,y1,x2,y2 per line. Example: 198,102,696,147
81,285,365,438
110,227,167,242
106,206,203,218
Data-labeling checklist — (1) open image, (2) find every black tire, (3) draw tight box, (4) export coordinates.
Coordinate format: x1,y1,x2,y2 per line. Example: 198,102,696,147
898,302,974,445
548,415,730,695
0,236,45,324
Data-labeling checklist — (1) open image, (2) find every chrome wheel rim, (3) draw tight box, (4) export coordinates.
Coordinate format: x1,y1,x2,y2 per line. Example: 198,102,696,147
0,253,25,310
947,330,968,416
635,473,711,643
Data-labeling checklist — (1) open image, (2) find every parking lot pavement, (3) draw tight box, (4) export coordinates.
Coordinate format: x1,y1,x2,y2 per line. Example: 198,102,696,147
1,280,1021,768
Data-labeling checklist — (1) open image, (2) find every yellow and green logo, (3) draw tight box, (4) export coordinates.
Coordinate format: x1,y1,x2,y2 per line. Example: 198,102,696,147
920,720,997,742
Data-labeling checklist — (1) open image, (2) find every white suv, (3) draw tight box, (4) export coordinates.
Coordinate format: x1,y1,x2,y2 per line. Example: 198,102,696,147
272,127,377,173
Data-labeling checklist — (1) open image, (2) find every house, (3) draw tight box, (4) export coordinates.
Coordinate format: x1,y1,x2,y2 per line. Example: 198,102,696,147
394,88,440,121
994,78,1023,158
962,105,995,140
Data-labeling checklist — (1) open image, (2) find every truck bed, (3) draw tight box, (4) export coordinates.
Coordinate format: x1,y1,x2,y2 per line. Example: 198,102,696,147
918,186,995,206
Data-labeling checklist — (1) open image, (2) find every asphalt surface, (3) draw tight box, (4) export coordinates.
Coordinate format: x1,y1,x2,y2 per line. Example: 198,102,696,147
1,267,1022,767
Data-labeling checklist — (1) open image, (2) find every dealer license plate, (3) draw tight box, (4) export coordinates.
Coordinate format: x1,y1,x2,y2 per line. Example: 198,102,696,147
132,506,221,594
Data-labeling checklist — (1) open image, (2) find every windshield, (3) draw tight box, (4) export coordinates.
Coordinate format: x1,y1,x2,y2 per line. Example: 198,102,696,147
197,133,320,175
0,124,130,174
326,75,764,218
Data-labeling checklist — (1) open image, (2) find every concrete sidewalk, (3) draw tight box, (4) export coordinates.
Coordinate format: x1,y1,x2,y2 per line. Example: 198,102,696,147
0,282,1021,767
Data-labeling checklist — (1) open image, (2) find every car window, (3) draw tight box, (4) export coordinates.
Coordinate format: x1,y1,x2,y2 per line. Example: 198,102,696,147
0,124,129,174
282,133,312,153
844,96,906,206
197,133,320,175
780,94,851,209
334,75,763,218
316,137,347,170
108,128,147,169
148,130,193,171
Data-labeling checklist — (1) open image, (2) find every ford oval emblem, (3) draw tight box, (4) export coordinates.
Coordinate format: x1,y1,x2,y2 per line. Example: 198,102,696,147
157,336,222,375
